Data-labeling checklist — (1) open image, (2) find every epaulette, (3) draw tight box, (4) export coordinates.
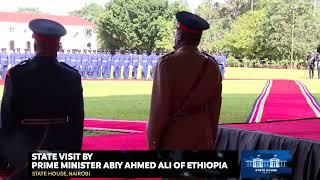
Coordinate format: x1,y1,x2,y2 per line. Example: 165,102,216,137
202,52,223,67
162,51,175,58
60,62,78,72
6,59,31,77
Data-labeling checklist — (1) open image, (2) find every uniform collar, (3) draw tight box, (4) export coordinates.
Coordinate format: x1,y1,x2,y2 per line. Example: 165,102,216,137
176,45,198,53
33,56,59,64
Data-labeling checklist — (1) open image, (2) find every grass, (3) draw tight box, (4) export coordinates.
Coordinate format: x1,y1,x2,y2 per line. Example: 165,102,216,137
82,80,266,124
225,67,311,79
0,67,319,129
83,130,124,136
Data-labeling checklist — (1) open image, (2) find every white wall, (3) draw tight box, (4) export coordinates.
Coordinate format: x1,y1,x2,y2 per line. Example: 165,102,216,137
0,21,97,52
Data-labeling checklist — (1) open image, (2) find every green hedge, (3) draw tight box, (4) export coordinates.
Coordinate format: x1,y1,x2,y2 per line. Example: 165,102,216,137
226,56,308,69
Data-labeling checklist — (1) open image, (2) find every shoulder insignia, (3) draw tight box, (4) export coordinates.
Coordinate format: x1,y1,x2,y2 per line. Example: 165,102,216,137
163,51,175,57
202,52,222,67
7,59,31,76
16,59,31,66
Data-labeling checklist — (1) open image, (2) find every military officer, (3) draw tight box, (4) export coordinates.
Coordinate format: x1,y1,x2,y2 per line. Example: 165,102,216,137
0,48,9,79
141,50,149,80
112,50,122,79
307,52,316,79
149,50,158,79
316,46,320,79
131,50,139,79
122,50,131,79
0,19,84,179
147,11,222,151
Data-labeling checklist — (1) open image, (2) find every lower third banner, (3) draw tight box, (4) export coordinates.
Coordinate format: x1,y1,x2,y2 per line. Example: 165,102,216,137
29,151,239,178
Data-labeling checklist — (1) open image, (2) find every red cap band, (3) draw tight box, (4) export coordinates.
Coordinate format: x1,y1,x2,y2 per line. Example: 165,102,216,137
178,23,202,35
32,33,60,43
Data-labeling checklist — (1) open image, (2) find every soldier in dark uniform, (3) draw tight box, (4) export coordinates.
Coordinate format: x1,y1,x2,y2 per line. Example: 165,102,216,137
0,19,84,179
317,46,320,79
147,11,222,153
307,52,316,79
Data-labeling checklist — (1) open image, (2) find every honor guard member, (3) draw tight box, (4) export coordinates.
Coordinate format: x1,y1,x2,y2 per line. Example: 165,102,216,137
112,50,122,79
15,48,23,66
75,49,81,74
219,52,227,79
27,49,34,59
91,49,99,78
131,50,139,79
102,50,111,79
307,52,316,79
70,49,77,69
0,48,9,79
9,49,17,67
22,49,28,59
122,50,131,79
65,49,71,65
150,50,158,79
0,19,84,179
147,11,222,151
141,50,149,80
57,49,66,63
97,49,103,78
81,49,90,78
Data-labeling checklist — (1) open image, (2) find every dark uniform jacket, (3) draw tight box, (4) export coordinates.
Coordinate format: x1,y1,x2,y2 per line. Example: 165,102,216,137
0,56,84,179
147,45,222,150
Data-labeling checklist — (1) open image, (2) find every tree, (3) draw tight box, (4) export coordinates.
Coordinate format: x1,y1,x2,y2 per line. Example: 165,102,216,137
256,0,320,63
69,3,104,23
17,7,41,13
223,10,265,58
97,0,188,51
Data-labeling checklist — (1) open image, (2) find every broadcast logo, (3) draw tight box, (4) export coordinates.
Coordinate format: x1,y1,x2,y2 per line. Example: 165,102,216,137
241,150,292,178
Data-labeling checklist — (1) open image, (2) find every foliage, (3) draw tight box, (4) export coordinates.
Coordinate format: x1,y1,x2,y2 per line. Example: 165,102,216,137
68,3,104,23
70,0,320,68
223,10,265,58
96,0,188,51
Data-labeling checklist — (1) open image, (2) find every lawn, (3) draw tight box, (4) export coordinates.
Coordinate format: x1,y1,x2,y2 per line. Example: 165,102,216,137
0,67,319,125
83,80,266,124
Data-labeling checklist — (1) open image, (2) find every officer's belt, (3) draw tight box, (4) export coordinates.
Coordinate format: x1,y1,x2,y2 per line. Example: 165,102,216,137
21,116,68,125
173,105,208,119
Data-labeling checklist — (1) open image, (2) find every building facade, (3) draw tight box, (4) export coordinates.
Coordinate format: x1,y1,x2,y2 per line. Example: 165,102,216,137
0,12,97,52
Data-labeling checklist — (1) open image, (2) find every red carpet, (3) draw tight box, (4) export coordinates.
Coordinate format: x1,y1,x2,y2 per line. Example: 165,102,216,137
227,80,320,141
248,80,320,123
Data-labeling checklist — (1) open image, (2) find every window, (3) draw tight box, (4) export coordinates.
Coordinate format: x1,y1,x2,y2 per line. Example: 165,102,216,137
87,43,91,48
85,29,92,38
9,40,15,50
26,41,31,50
9,27,15,32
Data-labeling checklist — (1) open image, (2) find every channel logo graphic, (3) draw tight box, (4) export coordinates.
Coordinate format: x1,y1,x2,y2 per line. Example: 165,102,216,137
241,150,292,178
